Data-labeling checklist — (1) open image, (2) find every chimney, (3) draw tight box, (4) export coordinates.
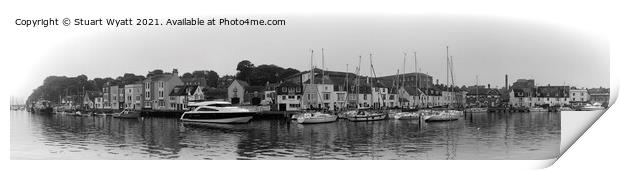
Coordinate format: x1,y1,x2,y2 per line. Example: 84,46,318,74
488,84,491,89
172,69,178,76
505,74,508,91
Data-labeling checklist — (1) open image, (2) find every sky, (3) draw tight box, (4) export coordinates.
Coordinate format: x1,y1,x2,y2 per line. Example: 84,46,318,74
7,15,609,101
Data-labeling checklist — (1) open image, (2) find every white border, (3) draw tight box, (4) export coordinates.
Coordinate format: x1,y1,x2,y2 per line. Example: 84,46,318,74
2,0,618,169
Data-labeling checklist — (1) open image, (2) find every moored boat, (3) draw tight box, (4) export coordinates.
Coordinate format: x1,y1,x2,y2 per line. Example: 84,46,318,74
393,112,420,120
347,109,387,122
464,107,487,113
529,107,548,112
423,110,461,122
180,101,255,123
32,100,54,114
113,109,141,119
296,112,338,124
581,103,605,111
557,106,574,112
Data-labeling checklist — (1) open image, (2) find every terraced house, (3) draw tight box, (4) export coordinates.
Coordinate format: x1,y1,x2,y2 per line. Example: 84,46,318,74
143,69,184,111
124,83,143,110
510,85,570,107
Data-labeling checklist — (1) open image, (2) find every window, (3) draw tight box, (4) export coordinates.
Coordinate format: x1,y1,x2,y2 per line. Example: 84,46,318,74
337,93,345,101
323,93,330,100
137,96,140,100
288,95,295,99
363,94,367,100
207,103,233,107
197,108,218,111
282,87,287,92
282,96,286,100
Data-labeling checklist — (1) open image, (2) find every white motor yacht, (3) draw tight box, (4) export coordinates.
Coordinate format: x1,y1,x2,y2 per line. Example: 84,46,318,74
180,101,255,123
581,103,605,111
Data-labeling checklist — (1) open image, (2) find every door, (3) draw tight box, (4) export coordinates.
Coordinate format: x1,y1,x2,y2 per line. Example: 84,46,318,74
279,104,287,111
231,97,240,104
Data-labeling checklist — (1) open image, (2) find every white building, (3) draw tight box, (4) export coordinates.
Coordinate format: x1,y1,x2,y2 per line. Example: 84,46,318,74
124,83,143,110
569,88,589,103
275,81,303,111
510,86,570,107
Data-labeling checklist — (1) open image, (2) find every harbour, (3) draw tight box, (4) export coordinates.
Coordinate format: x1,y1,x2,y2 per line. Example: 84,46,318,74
11,109,560,160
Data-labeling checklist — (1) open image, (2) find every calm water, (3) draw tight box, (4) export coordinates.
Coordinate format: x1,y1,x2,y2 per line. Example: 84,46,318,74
10,110,560,160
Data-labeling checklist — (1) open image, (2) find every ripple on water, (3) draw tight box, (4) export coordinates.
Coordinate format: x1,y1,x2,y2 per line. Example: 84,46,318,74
11,110,560,160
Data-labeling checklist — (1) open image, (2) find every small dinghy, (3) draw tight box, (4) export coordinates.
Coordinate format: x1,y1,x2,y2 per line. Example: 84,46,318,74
296,112,338,124
424,110,461,122
113,109,141,119
393,112,420,120
347,109,387,122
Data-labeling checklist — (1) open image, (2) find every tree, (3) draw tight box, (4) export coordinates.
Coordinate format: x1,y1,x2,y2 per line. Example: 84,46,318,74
192,70,207,78
181,72,193,79
205,70,219,87
147,69,164,77
235,60,255,82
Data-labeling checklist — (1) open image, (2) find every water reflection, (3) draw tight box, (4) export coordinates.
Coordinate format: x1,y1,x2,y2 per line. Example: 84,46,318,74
11,110,559,160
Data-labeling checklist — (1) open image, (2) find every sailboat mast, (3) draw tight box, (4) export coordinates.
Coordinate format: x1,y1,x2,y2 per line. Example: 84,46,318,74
476,75,479,105
356,56,361,107
402,52,406,88
414,51,418,88
321,48,325,84
310,49,314,85
450,55,455,89
446,46,450,88
346,64,349,108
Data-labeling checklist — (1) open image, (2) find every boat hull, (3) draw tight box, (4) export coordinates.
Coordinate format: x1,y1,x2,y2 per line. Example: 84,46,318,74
181,116,253,123
347,114,387,122
424,116,459,122
180,112,255,124
113,112,140,119
581,107,605,111
297,116,338,124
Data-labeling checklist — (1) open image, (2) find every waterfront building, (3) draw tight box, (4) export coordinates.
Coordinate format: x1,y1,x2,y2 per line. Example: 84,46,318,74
142,69,184,111
588,87,610,107
169,85,204,111
82,92,94,110
370,82,398,108
509,85,570,107
378,72,434,88
227,79,265,105
569,88,589,107
124,83,144,110
102,83,111,109
465,85,502,107
512,79,536,89
302,83,335,110
94,96,103,109
109,85,123,110
275,81,303,111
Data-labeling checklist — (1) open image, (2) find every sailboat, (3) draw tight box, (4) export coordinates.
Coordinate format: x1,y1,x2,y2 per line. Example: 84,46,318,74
347,53,387,122
296,48,338,124
424,46,462,122
464,75,488,113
